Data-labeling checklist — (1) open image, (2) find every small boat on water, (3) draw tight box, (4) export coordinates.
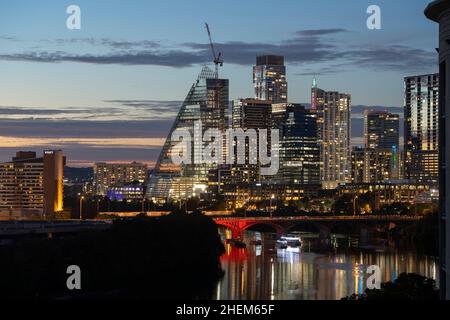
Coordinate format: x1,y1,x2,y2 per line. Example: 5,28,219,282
279,235,302,248
276,239,288,249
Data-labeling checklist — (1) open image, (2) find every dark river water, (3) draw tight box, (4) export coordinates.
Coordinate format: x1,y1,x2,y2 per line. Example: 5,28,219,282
215,230,438,300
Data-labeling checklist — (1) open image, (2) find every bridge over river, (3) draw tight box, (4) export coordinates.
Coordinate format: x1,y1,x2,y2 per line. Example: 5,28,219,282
213,215,423,239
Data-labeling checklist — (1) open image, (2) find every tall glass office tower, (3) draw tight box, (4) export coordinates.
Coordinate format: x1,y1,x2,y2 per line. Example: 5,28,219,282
253,55,288,104
146,67,229,202
272,103,320,186
364,110,400,150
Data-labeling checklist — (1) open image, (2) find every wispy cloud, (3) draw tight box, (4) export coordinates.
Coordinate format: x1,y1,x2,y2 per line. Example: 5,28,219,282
0,136,164,149
0,29,437,72
0,50,206,67
0,119,173,138
296,29,349,36
50,38,161,50
104,100,181,115
0,35,19,41
0,101,182,121
346,45,436,72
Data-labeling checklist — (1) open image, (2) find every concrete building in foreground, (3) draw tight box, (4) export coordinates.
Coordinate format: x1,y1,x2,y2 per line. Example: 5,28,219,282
425,0,450,300
0,150,65,219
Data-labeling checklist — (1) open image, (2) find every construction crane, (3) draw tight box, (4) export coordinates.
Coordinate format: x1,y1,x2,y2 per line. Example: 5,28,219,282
205,22,223,78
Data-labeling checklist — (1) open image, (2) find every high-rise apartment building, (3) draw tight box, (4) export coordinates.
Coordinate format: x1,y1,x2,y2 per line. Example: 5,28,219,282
355,110,401,184
311,81,351,189
0,150,65,218
94,162,147,196
147,67,229,202
311,78,325,143
404,73,439,184
272,103,320,186
364,110,400,150
253,55,288,104
351,147,400,184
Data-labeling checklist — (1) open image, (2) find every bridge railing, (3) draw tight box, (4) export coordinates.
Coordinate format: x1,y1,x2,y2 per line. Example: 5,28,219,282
213,215,423,222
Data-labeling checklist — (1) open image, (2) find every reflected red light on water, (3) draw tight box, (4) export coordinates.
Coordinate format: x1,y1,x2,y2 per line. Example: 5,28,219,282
220,246,248,262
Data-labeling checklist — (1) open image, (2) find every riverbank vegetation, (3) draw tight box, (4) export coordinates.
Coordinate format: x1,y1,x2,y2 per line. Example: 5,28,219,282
343,273,439,300
0,212,225,299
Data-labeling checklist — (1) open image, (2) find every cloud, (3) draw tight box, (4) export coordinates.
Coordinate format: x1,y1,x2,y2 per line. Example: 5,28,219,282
0,106,89,115
104,100,181,114
0,136,164,149
296,29,349,36
0,120,173,138
51,38,161,50
0,101,183,121
0,120,170,167
0,35,19,41
0,28,437,72
182,36,344,66
0,50,207,67
346,45,437,72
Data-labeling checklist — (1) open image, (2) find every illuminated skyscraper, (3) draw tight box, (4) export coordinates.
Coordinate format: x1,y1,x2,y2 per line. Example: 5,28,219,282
253,55,288,103
364,110,400,150
359,110,401,182
404,73,439,183
0,150,65,218
311,81,351,189
231,98,273,184
351,147,400,183
272,103,320,186
147,67,229,202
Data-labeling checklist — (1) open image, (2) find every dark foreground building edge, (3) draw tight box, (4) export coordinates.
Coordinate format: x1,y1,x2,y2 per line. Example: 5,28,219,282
425,0,450,301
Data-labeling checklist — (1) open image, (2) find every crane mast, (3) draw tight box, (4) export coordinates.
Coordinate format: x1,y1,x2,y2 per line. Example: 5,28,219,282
205,22,223,78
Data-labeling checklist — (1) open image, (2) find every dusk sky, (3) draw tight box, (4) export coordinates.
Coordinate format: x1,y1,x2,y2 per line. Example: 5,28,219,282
0,0,439,167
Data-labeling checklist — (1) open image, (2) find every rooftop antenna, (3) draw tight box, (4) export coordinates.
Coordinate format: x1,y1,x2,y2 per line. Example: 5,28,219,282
312,75,317,88
205,22,223,79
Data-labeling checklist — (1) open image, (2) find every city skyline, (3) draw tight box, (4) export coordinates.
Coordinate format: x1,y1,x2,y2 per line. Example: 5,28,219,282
0,0,445,303
0,0,437,166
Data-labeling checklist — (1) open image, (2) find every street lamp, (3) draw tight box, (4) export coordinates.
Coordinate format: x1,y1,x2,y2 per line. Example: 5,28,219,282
79,195,85,220
353,195,359,216
270,194,275,218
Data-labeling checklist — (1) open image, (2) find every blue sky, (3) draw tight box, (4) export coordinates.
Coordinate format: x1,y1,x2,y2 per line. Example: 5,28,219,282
0,0,439,166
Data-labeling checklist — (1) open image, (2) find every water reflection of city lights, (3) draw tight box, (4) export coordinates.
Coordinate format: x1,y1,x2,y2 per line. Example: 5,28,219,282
215,230,438,300
353,264,363,276
270,261,275,300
